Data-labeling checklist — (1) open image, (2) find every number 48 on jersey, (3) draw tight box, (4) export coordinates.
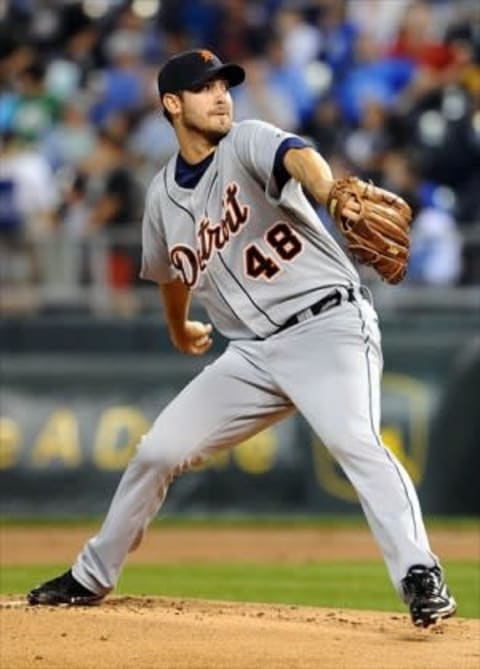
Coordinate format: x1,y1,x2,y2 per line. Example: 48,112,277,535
244,222,303,280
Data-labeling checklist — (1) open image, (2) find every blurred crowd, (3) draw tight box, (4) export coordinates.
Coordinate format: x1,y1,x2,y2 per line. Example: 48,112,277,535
1,0,479,304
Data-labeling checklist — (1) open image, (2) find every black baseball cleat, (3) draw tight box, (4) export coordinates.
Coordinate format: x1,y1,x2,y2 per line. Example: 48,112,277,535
27,570,103,606
401,564,457,628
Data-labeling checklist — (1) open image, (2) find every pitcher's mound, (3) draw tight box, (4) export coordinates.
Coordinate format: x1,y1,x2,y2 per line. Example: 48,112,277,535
1,595,478,669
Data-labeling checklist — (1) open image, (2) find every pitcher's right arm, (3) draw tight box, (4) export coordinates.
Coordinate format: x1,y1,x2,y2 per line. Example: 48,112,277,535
159,279,213,355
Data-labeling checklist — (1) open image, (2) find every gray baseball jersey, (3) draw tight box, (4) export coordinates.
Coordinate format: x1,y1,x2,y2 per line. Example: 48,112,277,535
140,120,359,339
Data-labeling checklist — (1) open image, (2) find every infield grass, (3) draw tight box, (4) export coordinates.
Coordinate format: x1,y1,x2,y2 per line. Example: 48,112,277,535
2,561,478,619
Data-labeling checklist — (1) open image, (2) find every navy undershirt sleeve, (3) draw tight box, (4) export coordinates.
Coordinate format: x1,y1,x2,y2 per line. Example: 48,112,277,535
273,136,308,194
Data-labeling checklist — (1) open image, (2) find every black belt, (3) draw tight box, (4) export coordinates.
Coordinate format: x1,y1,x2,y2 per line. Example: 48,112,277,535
275,286,371,334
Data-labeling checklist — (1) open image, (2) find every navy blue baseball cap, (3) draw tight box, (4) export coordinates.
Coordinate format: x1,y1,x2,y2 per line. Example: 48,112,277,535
157,49,245,97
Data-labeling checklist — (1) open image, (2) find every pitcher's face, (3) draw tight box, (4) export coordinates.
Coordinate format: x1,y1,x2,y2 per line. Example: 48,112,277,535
169,78,233,143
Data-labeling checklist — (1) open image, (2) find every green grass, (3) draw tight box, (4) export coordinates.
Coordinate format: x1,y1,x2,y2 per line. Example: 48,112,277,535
1,514,479,529
2,561,478,618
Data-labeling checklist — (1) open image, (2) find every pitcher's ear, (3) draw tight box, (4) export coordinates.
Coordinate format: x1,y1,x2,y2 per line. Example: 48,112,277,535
162,92,182,117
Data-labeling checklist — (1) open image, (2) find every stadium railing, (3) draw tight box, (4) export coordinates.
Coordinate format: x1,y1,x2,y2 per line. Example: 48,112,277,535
1,224,479,317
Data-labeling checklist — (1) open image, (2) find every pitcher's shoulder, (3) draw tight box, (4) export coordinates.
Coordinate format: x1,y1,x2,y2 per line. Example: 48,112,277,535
225,120,278,155
229,119,275,137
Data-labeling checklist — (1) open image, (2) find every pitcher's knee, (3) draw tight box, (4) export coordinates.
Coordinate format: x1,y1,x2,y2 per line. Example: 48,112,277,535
133,432,205,479
133,433,177,471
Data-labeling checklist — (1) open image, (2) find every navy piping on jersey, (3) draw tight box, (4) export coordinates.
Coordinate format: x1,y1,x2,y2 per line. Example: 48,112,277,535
163,169,195,222
288,209,346,269
217,252,281,328
209,271,244,321
204,170,218,211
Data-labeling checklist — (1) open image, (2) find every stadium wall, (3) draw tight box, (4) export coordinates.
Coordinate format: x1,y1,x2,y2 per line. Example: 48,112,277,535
1,315,479,515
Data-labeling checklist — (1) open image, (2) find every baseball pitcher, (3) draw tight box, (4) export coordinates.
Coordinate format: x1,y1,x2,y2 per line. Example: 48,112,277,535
28,49,456,628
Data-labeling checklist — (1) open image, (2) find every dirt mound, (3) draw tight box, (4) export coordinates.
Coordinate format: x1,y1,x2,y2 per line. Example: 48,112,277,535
1,595,479,669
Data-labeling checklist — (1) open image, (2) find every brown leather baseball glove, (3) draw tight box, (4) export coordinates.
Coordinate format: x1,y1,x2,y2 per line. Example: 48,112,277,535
326,176,412,284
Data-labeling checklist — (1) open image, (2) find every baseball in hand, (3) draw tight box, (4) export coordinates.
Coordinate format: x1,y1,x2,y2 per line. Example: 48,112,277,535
174,321,213,355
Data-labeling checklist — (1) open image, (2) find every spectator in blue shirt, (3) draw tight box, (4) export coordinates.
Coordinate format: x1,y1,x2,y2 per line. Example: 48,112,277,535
336,32,416,125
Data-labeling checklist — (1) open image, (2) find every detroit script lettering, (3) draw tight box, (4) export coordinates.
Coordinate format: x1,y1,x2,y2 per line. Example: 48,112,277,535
170,182,250,287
